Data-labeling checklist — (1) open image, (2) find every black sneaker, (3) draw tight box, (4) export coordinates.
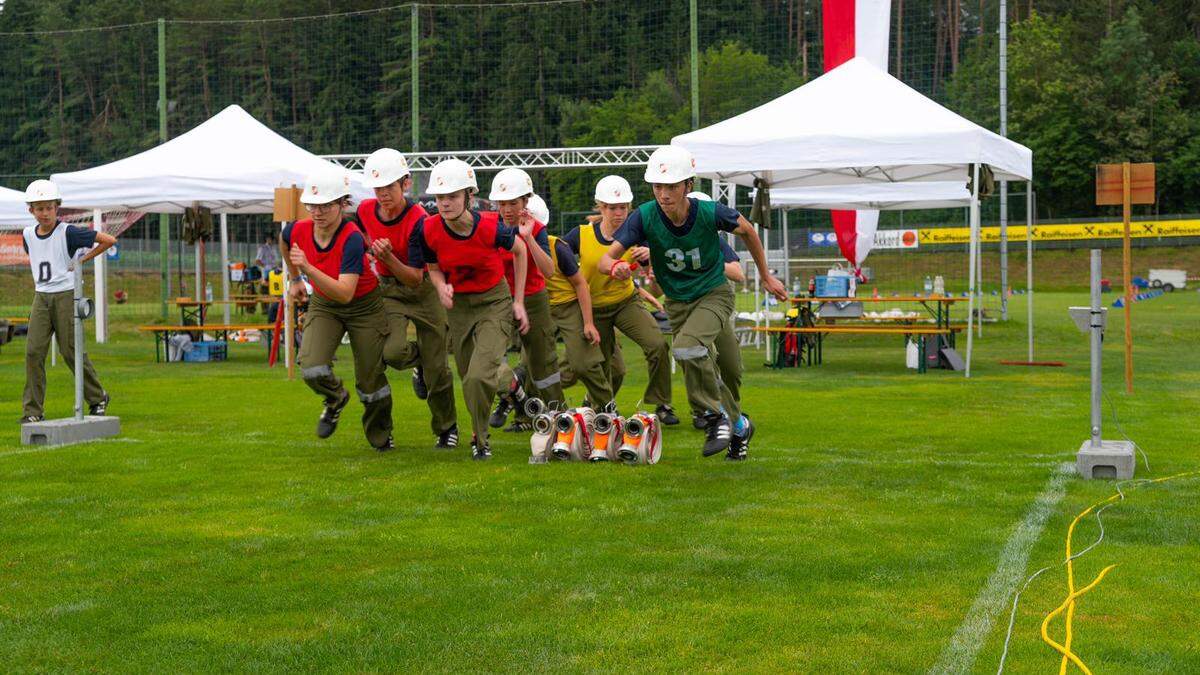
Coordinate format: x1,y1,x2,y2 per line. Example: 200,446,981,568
701,412,732,457
727,414,753,461
374,434,395,452
504,418,533,433
316,390,350,439
656,404,680,426
20,415,44,424
692,412,706,430
489,396,513,428
435,424,459,449
412,367,428,400
471,435,492,460
88,393,110,416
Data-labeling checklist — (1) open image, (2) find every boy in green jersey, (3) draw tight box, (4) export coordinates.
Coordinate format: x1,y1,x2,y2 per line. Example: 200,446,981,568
599,146,787,460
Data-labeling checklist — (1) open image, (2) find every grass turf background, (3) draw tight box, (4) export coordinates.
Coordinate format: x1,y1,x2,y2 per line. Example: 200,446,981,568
0,286,1197,672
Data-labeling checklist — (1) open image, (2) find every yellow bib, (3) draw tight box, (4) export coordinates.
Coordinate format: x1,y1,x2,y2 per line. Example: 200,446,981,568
545,235,577,306
576,223,635,307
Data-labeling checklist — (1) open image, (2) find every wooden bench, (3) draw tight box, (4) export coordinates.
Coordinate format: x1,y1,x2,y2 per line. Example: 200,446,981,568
753,324,965,373
138,324,274,363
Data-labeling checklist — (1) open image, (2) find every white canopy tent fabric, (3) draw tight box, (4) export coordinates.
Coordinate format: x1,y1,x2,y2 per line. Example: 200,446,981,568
49,104,371,339
672,57,1032,189
673,57,1034,377
764,181,971,211
52,104,369,213
0,185,29,229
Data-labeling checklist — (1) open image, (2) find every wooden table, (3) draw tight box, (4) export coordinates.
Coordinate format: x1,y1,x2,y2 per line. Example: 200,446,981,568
756,324,966,373
168,299,213,326
138,324,274,363
790,295,966,332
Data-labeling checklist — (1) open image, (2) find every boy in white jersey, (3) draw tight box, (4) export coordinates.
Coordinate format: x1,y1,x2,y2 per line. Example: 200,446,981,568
20,180,116,423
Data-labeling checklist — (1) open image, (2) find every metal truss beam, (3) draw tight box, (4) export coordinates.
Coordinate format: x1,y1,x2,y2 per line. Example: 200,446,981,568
322,145,659,172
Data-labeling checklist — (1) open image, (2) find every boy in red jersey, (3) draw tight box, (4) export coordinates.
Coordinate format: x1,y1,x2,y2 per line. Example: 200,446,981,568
359,148,458,449
486,168,565,431
282,167,393,451
409,159,529,460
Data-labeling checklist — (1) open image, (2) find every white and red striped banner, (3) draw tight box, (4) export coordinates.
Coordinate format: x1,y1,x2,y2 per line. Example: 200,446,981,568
822,0,891,271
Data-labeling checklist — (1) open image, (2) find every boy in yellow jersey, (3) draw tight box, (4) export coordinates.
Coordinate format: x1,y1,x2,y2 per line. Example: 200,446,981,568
561,175,678,425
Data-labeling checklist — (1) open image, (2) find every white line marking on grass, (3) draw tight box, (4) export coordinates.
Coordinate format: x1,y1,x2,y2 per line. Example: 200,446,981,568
929,462,1073,675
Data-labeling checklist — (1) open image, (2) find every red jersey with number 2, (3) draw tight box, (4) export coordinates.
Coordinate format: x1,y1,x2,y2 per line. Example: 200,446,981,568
357,198,427,271
422,211,507,294
289,218,377,301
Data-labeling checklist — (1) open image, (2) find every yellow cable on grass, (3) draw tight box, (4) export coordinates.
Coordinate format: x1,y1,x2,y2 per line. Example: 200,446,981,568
1040,470,1200,673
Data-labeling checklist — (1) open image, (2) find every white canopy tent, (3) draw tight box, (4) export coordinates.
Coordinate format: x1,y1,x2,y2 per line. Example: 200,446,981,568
51,104,370,345
52,104,369,213
0,185,28,229
672,57,1034,376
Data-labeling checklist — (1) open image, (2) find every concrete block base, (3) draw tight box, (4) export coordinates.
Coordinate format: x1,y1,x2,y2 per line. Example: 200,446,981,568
21,416,120,447
1076,439,1135,480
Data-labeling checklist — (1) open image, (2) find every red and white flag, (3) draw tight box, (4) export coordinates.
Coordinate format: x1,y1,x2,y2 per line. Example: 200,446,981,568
823,0,891,272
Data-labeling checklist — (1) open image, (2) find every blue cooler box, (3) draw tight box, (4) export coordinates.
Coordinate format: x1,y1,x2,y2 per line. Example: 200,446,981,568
814,275,851,298
183,340,228,362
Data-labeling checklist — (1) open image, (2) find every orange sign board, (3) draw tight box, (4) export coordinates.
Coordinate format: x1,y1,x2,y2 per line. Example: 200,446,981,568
0,233,29,266
272,186,304,222
1096,162,1155,205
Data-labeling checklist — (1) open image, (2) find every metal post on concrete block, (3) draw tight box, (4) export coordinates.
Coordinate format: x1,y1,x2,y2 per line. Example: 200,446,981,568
1073,249,1134,479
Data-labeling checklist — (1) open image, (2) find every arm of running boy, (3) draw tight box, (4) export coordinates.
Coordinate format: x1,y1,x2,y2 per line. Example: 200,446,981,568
599,208,644,280
289,244,359,304
370,237,423,288
568,272,600,345
428,265,454,309
519,213,556,278
508,236,530,335
280,227,307,303
733,216,786,300
637,285,664,313
720,240,746,283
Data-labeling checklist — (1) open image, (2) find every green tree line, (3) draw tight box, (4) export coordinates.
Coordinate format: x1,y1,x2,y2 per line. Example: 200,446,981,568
0,0,1197,221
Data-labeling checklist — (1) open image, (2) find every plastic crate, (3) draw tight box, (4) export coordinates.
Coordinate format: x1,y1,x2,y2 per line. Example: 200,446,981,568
183,340,228,363
814,275,850,298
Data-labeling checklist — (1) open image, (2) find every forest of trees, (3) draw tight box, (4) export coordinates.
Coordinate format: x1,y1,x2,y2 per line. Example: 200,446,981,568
0,0,1197,220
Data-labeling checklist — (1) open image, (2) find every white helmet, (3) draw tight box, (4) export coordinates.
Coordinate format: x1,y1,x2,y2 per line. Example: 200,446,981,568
527,194,550,224
25,179,61,203
644,146,696,184
362,148,410,188
594,175,634,204
489,168,534,201
687,191,713,201
427,158,478,195
300,166,352,205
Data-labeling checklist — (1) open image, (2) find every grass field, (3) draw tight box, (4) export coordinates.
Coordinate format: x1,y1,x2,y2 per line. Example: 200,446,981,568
1,284,1197,672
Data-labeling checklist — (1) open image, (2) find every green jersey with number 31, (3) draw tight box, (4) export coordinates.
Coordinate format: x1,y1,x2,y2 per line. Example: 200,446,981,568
639,199,727,302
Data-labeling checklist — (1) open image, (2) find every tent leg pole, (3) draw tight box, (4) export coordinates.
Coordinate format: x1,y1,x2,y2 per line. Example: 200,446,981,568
1027,183,1034,362
194,238,202,302
93,209,107,344
966,164,980,378
748,223,758,348
220,213,231,326
1000,180,1008,321
781,209,790,291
